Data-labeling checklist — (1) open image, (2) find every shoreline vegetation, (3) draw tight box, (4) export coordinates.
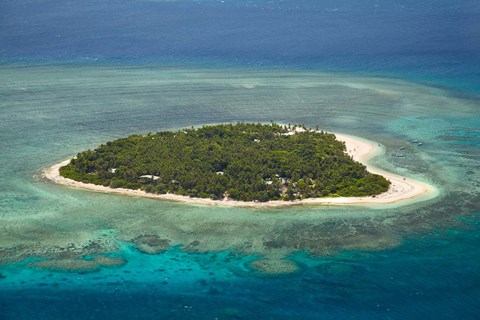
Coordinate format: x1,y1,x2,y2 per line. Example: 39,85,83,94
42,124,438,208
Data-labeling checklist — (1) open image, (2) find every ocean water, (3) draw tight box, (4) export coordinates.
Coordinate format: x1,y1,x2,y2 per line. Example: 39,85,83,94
1,1,480,319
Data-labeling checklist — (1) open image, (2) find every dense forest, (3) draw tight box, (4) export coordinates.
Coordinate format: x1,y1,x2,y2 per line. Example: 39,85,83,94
60,123,390,202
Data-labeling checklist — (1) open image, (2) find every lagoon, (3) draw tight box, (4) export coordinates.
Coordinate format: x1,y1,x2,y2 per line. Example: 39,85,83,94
1,0,480,318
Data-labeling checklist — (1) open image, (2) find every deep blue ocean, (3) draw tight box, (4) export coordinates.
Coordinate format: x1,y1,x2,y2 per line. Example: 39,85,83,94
1,1,479,319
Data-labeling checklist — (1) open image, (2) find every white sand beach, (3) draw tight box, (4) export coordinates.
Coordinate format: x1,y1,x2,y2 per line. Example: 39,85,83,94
41,133,438,208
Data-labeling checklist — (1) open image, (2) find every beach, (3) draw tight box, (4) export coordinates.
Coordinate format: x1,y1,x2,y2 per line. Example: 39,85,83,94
41,133,438,208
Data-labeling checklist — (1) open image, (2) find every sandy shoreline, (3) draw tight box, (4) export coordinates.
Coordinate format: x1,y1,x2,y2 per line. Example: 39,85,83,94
41,133,438,208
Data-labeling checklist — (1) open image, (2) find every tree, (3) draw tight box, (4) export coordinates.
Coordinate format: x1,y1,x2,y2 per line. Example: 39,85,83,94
60,123,390,202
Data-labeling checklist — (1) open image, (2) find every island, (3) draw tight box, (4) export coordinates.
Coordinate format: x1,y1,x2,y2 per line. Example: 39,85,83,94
43,123,437,207
58,123,391,201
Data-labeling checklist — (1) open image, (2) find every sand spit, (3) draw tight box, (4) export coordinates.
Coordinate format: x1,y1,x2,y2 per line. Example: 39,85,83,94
41,133,438,208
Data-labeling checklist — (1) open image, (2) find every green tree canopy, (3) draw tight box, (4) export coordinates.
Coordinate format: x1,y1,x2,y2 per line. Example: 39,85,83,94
60,123,390,202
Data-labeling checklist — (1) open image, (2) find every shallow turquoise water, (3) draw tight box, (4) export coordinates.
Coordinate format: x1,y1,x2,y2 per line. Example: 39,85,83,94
2,0,480,318
0,64,479,318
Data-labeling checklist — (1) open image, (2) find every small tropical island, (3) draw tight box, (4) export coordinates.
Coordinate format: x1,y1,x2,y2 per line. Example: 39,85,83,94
58,123,391,202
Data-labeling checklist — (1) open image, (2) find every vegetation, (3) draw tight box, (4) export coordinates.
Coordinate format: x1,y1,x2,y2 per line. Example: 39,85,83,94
60,123,390,202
